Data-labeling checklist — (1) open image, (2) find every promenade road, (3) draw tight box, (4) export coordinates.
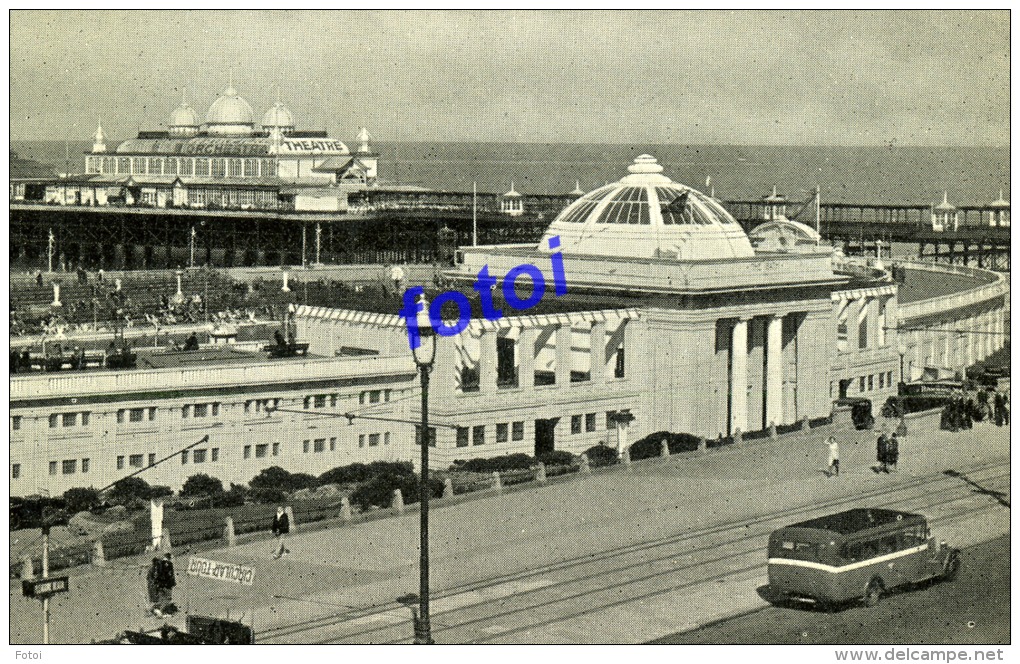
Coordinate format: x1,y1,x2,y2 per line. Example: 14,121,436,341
9,415,1009,644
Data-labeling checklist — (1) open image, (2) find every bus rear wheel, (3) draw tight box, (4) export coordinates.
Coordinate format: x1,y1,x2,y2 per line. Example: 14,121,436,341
863,579,883,607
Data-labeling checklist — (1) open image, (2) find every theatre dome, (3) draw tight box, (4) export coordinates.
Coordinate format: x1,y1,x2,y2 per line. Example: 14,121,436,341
539,155,754,260
262,102,295,132
205,83,255,135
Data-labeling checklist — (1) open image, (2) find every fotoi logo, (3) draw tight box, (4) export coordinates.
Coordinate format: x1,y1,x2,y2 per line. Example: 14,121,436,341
401,236,567,350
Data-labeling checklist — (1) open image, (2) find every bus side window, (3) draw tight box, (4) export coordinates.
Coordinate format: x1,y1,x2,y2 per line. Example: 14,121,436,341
879,535,898,554
843,543,862,562
862,541,879,559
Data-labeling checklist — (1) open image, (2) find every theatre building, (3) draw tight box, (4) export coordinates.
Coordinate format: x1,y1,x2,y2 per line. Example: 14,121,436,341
45,83,378,211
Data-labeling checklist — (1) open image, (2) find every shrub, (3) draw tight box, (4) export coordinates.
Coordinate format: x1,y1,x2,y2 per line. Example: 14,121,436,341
180,473,224,498
629,432,701,460
150,485,174,499
319,463,374,486
250,466,318,493
452,453,535,474
584,444,618,467
351,472,416,510
249,487,287,504
106,477,154,506
63,487,100,514
537,450,575,467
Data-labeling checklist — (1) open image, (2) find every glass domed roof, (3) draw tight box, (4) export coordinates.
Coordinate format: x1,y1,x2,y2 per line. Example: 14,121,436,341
262,102,295,129
539,155,754,261
206,84,255,132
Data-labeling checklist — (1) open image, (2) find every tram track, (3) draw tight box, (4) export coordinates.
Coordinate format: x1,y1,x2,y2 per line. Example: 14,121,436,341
257,458,1008,643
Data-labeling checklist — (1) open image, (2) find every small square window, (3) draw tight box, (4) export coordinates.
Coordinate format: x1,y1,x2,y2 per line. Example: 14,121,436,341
49,461,57,475
129,454,144,468
303,440,310,453
62,412,77,427
369,391,381,404
314,439,325,453
330,394,338,407
117,455,125,469
473,425,485,446
193,449,207,463
181,451,189,464
496,423,509,443
12,463,21,479
512,421,524,441
211,448,219,462
272,443,280,456
62,459,77,474
49,414,59,428
130,408,144,423
456,427,469,447
571,415,582,434
585,413,597,432
244,445,252,459
255,444,268,458
369,433,381,447
81,458,89,473
359,434,366,448
314,395,327,408
194,404,208,418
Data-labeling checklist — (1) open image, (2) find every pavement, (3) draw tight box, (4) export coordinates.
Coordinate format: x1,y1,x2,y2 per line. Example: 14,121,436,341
9,413,1010,644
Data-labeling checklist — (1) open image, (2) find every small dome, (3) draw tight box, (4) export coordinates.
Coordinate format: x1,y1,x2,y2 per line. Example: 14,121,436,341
262,102,295,130
990,189,1009,208
170,102,199,128
539,155,754,261
934,191,956,211
206,83,255,134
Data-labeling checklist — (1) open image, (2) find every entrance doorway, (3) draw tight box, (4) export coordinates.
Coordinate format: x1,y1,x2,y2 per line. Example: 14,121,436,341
838,379,851,400
535,418,557,457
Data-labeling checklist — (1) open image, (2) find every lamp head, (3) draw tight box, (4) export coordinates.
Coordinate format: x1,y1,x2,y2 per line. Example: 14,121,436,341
410,293,436,367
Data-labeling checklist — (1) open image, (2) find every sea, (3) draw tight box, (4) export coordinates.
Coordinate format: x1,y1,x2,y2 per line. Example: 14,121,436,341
11,140,1009,207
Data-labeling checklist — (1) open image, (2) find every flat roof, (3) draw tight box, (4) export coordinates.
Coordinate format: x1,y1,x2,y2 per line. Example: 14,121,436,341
781,508,924,535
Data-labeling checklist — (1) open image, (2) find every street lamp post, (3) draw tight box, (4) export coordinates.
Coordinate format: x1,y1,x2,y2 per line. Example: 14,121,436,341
409,294,436,644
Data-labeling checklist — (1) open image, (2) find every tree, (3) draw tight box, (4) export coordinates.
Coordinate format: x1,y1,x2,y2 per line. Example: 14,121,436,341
63,487,100,514
250,466,317,493
106,476,153,505
180,473,224,497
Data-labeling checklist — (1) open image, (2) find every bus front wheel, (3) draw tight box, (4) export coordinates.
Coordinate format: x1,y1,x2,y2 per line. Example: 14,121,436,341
863,579,883,607
942,552,961,582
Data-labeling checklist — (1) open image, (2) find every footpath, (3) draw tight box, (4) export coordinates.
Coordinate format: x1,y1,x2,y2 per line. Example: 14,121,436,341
9,415,1010,644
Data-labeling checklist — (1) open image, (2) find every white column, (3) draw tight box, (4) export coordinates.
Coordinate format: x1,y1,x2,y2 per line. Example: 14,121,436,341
965,316,975,367
479,331,498,393
51,283,62,307
555,325,572,386
590,321,607,384
731,318,749,434
765,314,784,427
519,327,537,390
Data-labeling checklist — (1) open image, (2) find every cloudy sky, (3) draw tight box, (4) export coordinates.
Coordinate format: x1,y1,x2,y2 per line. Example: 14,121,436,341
9,10,1009,145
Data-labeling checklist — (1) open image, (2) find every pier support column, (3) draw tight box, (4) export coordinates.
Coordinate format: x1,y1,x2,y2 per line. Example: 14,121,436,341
765,315,784,428
730,318,749,435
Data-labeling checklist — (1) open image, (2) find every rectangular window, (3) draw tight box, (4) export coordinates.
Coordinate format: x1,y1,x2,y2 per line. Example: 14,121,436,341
314,439,325,453
228,159,243,178
62,412,77,427
415,426,437,447
149,408,157,421
369,390,381,403
211,448,219,462
359,434,365,448
244,159,257,177
512,421,525,441
384,432,391,446
212,403,219,416
472,425,485,446
193,449,207,463
859,377,866,393
456,427,469,447
81,458,89,473
369,433,381,447
62,460,77,474
11,416,21,431
211,158,226,178
585,413,597,432
496,423,509,443
12,464,20,479
571,415,582,434
329,437,336,451
181,450,188,464
194,404,208,418
182,405,191,418
130,408,145,423
117,455,125,470
314,395,327,408
359,392,366,405
607,411,618,430
255,444,268,458
82,412,90,426
868,375,874,391
615,347,626,378
330,394,338,407
272,443,280,456
887,371,893,387
303,397,311,409
303,440,310,453
244,445,252,459
167,158,178,176
129,454,144,468
195,159,210,177
879,373,885,389
148,453,155,467
384,389,392,402
49,461,57,475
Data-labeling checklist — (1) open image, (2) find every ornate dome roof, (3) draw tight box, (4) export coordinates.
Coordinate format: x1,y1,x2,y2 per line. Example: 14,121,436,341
205,84,255,129
539,155,755,261
262,102,295,130
170,101,199,128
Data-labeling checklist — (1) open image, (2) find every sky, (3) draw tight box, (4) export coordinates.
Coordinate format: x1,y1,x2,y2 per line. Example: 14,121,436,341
8,9,1010,146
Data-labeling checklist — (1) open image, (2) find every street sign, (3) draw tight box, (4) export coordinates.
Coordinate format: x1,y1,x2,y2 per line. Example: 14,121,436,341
22,576,69,598
186,556,255,586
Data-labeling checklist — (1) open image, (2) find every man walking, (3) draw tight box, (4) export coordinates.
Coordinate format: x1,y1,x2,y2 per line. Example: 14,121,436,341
147,557,162,616
826,436,840,476
157,553,177,615
272,506,291,559
876,431,889,473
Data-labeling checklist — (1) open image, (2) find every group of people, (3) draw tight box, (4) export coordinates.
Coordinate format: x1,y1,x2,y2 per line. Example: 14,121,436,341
824,429,902,477
940,389,1010,431
146,553,177,618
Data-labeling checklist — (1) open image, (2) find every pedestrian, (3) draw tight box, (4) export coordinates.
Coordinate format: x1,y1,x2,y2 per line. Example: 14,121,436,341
993,392,1004,426
389,264,405,295
272,506,291,559
886,433,900,472
35,271,43,286
156,553,177,615
147,557,162,616
826,436,840,476
876,431,889,473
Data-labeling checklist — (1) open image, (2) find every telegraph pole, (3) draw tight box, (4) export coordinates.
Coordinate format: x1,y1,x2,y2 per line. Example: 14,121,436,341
472,181,478,247
41,525,50,644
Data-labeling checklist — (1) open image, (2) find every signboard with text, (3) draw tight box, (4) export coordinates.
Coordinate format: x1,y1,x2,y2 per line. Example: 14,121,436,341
22,576,69,598
187,557,255,586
